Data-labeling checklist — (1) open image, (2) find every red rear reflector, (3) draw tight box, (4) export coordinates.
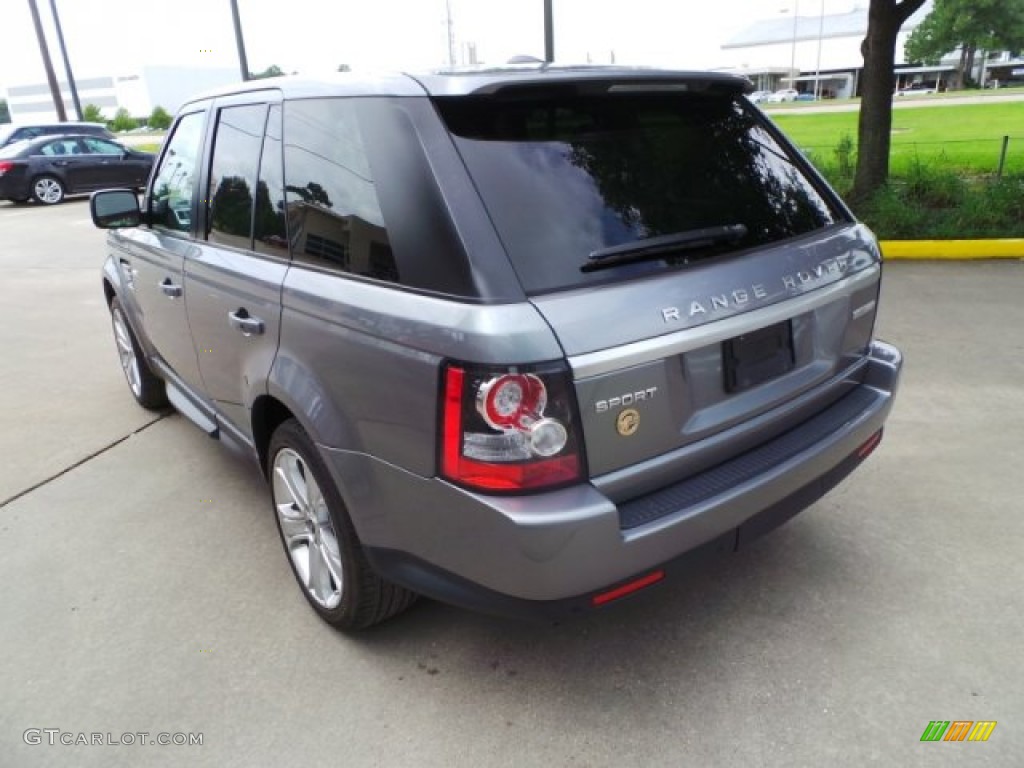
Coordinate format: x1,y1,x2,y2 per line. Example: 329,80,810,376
857,429,884,458
592,570,665,606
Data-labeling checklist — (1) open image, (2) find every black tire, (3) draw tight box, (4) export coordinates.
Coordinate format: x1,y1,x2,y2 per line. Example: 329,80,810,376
268,418,417,630
31,175,65,205
109,297,168,410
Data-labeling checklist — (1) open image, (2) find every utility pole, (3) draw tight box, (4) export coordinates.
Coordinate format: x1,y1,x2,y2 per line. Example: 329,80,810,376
543,0,554,63
50,0,82,120
230,0,250,81
814,0,824,100
27,0,67,121
445,0,456,67
789,1,799,88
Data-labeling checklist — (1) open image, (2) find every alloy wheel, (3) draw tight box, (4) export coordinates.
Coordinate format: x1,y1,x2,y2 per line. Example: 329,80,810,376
272,448,344,609
33,177,63,204
111,306,142,397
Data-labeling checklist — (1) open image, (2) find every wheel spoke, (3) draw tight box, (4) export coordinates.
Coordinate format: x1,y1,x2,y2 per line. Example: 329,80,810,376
308,539,333,603
277,504,309,547
274,455,309,514
318,529,344,599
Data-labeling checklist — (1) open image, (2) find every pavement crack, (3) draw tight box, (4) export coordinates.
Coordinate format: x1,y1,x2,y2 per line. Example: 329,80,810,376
0,413,170,509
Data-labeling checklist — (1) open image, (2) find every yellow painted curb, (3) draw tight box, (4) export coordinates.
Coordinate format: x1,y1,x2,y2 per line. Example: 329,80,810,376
881,240,1024,260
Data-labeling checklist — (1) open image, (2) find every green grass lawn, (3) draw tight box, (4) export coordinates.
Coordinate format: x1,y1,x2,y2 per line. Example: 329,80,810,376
770,101,1024,175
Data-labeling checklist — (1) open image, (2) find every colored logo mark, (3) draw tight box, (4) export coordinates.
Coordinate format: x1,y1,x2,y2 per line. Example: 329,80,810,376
920,721,997,742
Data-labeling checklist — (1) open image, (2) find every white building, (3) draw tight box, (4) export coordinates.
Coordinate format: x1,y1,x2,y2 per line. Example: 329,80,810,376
3,66,239,123
718,2,934,98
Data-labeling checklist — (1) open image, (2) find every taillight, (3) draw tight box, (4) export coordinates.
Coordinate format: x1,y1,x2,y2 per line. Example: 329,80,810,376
0,161,14,177
441,360,585,493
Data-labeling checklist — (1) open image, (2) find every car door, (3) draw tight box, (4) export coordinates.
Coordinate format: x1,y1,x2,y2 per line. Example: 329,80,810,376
35,138,91,192
183,96,288,438
80,137,148,189
115,110,208,393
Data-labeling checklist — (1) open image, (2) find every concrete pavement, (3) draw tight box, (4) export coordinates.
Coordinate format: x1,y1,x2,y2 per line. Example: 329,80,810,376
1,200,1021,766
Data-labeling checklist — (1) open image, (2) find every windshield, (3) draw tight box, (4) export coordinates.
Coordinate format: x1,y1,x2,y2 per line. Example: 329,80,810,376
435,90,843,294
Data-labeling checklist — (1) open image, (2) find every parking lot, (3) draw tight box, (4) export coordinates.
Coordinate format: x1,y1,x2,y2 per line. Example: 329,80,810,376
1,199,1021,767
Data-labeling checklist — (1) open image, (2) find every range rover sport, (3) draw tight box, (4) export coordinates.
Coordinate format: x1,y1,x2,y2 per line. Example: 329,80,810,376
90,66,903,630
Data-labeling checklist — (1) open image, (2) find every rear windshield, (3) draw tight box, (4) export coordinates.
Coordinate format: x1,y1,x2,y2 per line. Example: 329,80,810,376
436,90,842,294
0,140,30,159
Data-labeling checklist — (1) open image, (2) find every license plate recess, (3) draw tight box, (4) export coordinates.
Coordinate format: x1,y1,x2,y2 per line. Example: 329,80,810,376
722,320,795,394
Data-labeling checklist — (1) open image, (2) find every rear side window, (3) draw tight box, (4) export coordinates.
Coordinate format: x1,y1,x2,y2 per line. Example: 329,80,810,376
283,99,399,282
254,104,289,258
206,104,266,247
436,90,842,294
150,112,205,232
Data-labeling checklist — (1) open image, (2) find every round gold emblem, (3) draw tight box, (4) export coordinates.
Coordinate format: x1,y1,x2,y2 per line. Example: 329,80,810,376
616,408,640,437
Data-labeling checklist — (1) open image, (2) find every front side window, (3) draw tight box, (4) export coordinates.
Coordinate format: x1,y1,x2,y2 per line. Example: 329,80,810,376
206,104,266,248
436,90,843,294
149,111,205,232
82,138,123,155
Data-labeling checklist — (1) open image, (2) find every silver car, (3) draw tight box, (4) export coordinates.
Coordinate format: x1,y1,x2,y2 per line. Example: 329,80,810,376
91,66,902,630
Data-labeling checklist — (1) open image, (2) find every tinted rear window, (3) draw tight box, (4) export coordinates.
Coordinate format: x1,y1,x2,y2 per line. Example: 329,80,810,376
436,90,842,294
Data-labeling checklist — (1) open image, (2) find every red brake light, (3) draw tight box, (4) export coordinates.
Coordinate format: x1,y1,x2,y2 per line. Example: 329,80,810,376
441,361,585,493
0,161,14,177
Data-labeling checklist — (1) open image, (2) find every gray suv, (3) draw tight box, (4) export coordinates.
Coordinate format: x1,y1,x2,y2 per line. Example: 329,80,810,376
90,66,902,630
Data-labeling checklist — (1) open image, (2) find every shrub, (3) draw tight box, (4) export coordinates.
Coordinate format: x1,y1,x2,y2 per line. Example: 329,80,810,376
110,107,138,132
148,106,172,130
82,103,104,123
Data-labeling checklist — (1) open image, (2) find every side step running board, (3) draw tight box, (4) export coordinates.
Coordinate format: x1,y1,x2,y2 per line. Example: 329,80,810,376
166,381,219,437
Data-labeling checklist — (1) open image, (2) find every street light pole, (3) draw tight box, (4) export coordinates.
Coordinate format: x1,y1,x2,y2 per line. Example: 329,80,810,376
814,0,825,99
27,0,67,121
789,0,799,88
50,0,82,120
543,0,554,63
229,0,250,81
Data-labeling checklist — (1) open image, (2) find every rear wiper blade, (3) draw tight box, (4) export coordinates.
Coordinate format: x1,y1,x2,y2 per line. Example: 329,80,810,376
581,224,748,273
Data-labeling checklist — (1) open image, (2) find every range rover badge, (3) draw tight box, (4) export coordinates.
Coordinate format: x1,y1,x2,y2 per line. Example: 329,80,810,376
617,409,640,437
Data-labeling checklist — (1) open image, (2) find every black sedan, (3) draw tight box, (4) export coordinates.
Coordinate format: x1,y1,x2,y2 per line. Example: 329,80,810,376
0,134,154,205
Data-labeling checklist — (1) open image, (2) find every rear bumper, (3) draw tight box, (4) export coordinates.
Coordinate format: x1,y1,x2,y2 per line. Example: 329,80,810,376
323,340,902,616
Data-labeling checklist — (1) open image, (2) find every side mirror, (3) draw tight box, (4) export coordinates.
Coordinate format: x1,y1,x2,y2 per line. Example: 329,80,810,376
91,189,142,229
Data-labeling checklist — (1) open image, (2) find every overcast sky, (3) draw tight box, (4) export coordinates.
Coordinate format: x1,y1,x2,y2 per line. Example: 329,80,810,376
1,0,864,89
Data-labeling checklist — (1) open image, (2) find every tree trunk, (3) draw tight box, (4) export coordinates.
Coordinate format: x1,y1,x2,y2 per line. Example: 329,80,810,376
851,0,927,203
964,45,977,85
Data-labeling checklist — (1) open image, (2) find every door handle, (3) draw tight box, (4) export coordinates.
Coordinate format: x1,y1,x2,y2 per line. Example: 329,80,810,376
160,278,182,298
119,258,136,290
228,308,265,336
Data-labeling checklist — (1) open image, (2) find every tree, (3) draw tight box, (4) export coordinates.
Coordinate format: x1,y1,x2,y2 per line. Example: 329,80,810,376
0,99,10,124
148,106,172,130
337,64,351,72
110,107,138,132
851,0,928,202
905,0,1024,88
250,64,285,80
82,103,104,123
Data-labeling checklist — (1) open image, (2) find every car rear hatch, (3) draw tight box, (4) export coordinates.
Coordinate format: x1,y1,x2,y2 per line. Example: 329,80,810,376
432,74,882,492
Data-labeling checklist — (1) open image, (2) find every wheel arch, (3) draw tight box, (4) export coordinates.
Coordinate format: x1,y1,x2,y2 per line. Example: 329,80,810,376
251,394,298,478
